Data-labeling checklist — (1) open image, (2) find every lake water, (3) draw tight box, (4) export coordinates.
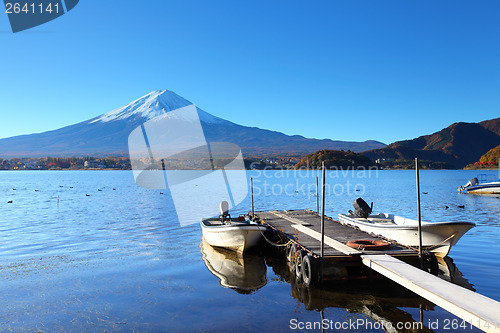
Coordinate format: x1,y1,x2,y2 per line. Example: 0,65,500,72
0,170,499,332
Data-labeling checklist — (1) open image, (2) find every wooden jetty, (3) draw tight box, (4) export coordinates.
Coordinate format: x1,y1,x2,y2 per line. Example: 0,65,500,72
258,210,419,261
256,209,500,333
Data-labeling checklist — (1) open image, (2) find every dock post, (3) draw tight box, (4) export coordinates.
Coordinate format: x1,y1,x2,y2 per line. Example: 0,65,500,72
415,158,423,266
320,162,326,284
316,176,319,213
251,177,254,217
320,162,326,258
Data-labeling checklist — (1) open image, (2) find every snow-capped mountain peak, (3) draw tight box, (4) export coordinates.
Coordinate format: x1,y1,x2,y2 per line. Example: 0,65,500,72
0,89,386,158
90,90,227,124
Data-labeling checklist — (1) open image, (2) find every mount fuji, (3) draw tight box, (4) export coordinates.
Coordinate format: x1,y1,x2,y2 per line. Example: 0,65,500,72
0,90,385,158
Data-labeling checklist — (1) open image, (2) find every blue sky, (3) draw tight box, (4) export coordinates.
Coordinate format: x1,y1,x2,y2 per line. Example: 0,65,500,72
0,0,499,144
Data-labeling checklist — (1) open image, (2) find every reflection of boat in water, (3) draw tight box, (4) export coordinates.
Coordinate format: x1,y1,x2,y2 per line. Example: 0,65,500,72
269,252,473,333
288,274,436,332
200,240,267,294
436,256,475,291
201,201,268,253
338,198,475,257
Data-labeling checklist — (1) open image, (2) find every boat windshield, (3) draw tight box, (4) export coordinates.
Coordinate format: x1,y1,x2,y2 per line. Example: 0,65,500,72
477,174,498,183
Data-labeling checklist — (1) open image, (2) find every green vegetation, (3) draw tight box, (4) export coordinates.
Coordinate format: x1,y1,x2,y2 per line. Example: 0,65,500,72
465,145,500,169
0,157,131,170
0,156,294,171
480,145,500,163
294,150,375,169
376,159,454,169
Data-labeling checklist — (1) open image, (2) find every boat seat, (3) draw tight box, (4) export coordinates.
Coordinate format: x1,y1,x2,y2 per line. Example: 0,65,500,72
219,201,231,224
367,218,395,224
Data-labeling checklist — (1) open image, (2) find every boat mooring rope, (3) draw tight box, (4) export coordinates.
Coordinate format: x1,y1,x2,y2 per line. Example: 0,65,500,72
255,217,293,247
258,227,293,247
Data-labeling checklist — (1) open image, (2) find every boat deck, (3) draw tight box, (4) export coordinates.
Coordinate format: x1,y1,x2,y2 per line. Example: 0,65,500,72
256,210,418,260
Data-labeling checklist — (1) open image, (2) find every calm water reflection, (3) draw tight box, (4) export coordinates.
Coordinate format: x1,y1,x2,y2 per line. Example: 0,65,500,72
0,170,498,332
200,240,267,294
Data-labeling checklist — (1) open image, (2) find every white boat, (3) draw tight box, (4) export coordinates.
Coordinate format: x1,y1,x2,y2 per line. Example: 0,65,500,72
200,201,267,253
459,160,500,194
338,198,475,257
458,175,500,194
338,213,474,257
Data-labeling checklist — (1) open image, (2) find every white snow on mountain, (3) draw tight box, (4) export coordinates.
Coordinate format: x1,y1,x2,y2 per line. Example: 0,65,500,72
90,90,229,125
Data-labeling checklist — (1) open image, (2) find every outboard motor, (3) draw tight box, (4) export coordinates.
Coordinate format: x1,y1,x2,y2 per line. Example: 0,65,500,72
466,177,479,187
219,201,231,223
351,197,373,218
459,177,479,192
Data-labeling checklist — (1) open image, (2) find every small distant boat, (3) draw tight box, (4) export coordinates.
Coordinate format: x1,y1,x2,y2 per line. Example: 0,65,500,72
458,175,500,194
200,201,268,253
459,160,500,194
338,198,475,257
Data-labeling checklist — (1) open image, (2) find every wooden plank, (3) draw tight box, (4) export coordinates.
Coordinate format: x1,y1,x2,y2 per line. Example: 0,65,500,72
361,254,500,333
270,211,313,226
291,224,361,255
258,210,418,257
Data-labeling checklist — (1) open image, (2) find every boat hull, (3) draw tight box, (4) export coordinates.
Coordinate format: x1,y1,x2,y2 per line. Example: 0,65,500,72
200,219,267,253
338,214,475,257
462,182,500,194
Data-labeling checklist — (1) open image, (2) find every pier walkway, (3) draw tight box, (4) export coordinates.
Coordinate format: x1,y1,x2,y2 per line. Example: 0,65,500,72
257,210,417,260
257,209,500,333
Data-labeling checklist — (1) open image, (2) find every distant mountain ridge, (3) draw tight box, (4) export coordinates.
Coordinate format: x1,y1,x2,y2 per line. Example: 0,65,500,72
0,90,385,158
363,118,500,168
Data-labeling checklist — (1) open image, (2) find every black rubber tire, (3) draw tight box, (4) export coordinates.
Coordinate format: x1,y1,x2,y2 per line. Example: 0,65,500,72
301,255,317,286
295,250,305,280
300,284,314,310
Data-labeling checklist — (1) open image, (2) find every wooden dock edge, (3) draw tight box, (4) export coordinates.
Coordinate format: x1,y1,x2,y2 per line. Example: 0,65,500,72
291,224,361,256
361,254,500,333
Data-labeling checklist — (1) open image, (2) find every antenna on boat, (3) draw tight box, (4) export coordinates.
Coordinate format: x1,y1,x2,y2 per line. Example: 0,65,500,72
415,158,423,267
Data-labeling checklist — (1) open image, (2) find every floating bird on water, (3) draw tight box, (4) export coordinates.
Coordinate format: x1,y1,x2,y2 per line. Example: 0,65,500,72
112,188,116,190
12,188,16,190
35,189,39,192
70,187,74,189
445,206,449,209
86,194,90,197
7,200,12,203
422,192,428,194
160,192,164,194
98,189,102,191
458,205,465,209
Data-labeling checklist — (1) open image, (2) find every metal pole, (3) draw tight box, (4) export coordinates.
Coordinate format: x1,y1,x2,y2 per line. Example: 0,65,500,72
498,158,500,180
251,177,254,217
316,176,319,213
321,310,325,333
416,158,423,266
321,161,326,258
